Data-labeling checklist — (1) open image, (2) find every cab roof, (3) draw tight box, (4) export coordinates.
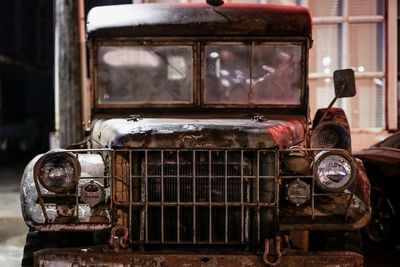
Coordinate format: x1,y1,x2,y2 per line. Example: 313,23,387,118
87,3,312,39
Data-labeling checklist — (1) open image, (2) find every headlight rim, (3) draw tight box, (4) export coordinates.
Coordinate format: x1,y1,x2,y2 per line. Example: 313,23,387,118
34,151,81,194
313,150,357,192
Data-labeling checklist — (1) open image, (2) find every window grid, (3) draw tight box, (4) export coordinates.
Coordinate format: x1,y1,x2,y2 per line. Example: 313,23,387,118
307,0,385,129
136,0,388,129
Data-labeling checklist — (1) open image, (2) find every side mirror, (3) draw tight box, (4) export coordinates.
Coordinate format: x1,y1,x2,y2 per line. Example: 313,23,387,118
315,69,357,125
333,69,356,98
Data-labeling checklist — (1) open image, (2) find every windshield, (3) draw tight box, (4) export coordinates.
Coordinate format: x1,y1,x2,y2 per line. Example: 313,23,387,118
204,43,302,105
96,42,303,106
98,45,193,104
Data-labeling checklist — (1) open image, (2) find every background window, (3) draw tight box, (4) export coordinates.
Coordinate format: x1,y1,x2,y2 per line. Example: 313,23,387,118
308,0,385,129
139,0,391,132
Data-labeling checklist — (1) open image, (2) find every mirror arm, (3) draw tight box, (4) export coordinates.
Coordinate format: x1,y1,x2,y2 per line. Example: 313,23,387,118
317,83,344,125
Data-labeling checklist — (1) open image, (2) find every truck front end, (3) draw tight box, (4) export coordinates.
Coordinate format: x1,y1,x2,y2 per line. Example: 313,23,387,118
20,3,370,266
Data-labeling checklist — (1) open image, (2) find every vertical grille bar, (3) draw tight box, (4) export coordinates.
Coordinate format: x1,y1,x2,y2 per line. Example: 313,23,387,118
274,151,279,220
161,150,164,244
192,150,196,243
177,150,180,243
120,149,277,245
129,151,133,244
311,161,315,221
74,152,79,219
145,150,148,243
224,150,228,244
208,150,212,244
256,150,260,243
240,150,244,243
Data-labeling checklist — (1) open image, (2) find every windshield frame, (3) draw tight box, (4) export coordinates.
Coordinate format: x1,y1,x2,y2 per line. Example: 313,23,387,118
92,37,308,110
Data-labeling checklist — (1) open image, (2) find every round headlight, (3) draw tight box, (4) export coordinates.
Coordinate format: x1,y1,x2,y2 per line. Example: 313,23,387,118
35,152,80,193
314,151,356,191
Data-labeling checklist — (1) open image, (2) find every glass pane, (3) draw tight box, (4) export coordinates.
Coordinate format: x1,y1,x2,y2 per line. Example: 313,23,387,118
309,78,385,128
349,23,384,72
309,79,338,120
269,0,297,5
204,43,302,105
309,0,342,17
348,78,385,128
309,24,341,74
98,45,193,105
349,0,384,16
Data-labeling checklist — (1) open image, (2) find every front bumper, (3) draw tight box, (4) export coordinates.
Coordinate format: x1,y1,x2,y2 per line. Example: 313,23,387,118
35,246,363,267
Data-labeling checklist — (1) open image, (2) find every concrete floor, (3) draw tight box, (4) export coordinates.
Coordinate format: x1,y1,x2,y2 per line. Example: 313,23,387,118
1,162,399,266
0,163,28,267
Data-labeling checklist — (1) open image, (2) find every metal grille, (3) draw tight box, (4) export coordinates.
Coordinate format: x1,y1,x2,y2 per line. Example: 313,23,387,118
113,149,277,245
318,128,339,148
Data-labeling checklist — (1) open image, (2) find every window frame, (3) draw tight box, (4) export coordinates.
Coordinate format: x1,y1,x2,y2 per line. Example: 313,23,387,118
91,37,309,111
305,0,397,131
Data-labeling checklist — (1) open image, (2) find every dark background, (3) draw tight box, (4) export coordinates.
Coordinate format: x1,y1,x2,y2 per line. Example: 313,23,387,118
0,0,131,164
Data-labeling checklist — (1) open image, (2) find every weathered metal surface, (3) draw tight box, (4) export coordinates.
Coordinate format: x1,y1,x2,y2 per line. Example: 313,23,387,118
91,118,306,149
87,4,312,40
350,159,371,229
21,147,369,233
34,247,363,267
311,108,352,151
112,149,277,245
20,149,113,230
278,152,370,231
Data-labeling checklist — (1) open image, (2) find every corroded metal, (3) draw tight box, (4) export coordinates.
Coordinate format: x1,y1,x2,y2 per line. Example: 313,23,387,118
109,225,129,250
20,3,372,267
263,237,282,266
112,148,277,245
87,4,312,40
20,149,113,230
91,117,306,150
34,246,363,267
111,148,369,245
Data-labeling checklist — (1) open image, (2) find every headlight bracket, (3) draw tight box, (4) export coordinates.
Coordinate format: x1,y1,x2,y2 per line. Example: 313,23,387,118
34,151,81,194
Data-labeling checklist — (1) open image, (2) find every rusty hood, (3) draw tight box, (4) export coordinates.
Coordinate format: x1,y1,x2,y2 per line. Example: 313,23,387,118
91,117,306,149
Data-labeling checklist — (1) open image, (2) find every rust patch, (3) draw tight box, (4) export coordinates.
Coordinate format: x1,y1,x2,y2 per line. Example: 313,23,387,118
35,247,363,267
91,118,306,149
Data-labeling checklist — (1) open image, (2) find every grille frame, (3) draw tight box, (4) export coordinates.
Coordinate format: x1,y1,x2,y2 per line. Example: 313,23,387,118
112,149,278,245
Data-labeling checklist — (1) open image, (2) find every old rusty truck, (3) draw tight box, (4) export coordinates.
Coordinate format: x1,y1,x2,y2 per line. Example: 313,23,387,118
20,3,371,266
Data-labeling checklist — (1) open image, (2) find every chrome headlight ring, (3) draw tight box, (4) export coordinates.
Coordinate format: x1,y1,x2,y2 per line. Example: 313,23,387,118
34,152,81,193
314,150,357,192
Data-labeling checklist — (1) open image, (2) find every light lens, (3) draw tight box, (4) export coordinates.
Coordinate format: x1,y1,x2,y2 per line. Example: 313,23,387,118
81,180,104,207
38,154,77,193
316,153,353,190
287,179,310,205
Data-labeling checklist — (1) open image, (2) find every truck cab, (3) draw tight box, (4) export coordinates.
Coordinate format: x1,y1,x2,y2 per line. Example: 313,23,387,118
20,3,370,266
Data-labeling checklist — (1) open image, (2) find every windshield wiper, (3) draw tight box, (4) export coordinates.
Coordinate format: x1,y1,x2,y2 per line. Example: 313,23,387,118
141,41,185,79
211,8,232,23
